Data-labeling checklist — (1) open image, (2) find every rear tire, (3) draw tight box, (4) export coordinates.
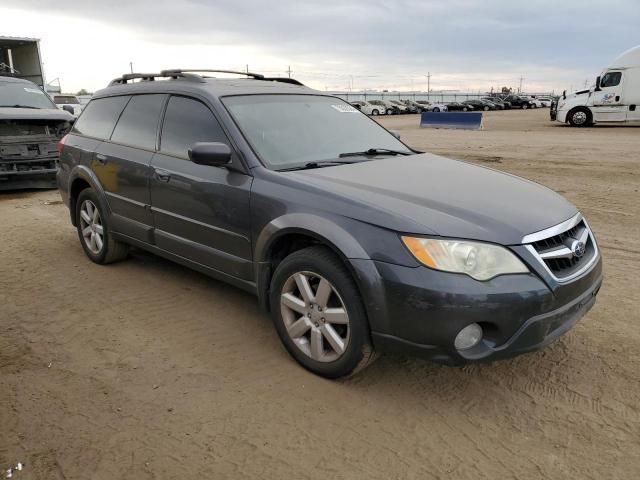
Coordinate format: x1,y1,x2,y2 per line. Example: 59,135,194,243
567,107,592,127
522,104,528,110
433,107,440,112
270,246,377,378
75,188,129,264
371,109,379,116
483,106,489,111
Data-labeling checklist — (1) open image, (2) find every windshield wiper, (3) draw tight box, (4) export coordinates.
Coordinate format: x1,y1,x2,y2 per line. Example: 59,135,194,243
278,160,361,172
0,104,41,109
338,148,412,158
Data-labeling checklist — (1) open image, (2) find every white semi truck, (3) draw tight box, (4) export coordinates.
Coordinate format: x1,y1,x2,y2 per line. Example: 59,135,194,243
0,36,45,87
552,45,640,126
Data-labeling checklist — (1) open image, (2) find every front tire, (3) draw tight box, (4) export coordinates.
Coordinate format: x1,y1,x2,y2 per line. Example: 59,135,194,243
270,246,376,378
483,106,489,111
567,107,592,127
522,104,528,110
433,107,440,112
371,109,379,116
75,189,129,264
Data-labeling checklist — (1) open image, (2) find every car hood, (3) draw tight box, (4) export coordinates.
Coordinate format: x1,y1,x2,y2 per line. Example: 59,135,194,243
0,107,74,122
291,154,577,245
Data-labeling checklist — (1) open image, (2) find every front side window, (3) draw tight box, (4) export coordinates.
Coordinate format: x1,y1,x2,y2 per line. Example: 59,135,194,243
223,94,410,169
72,96,130,140
600,71,622,88
160,96,228,159
0,81,57,109
111,94,165,150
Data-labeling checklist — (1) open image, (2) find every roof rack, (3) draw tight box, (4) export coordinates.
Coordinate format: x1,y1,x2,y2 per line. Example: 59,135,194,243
108,69,305,87
108,72,205,86
161,69,304,86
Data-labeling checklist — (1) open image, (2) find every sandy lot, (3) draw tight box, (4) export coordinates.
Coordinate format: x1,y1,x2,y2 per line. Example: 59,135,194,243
1,108,639,479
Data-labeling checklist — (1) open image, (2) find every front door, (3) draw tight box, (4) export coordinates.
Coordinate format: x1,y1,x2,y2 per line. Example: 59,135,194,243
149,95,253,280
592,70,627,123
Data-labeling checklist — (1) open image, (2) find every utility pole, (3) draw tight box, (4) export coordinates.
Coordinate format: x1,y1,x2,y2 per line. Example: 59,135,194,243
246,64,249,74
287,65,292,78
425,72,431,93
519,76,524,93
129,62,133,74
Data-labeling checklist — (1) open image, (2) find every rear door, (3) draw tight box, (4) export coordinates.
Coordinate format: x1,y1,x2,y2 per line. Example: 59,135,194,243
93,94,166,242
149,95,253,280
592,70,626,122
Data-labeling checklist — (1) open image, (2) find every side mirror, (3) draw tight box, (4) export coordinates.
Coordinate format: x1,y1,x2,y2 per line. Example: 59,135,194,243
188,142,232,166
62,105,74,114
390,130,401,140
562,90,567,100
594,76,602,91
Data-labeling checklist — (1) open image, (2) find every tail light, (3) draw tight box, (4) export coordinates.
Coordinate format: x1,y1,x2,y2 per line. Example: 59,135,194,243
57,134,68,154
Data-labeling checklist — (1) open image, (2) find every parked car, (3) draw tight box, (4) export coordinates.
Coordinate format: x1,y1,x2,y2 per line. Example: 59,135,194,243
388,100,409,113
463,99,496,111
503,95,533,109
445,101,473,112
0,75,74,190
350,100,386,116
368,99,398,115
401,100,425,113
536,97,553,107
416,100,448,112
58,69,602,378
53,95,84,117
482,97,509,109
522,96,543,108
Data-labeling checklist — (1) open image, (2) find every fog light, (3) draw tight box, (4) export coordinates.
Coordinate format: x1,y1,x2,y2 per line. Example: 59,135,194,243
454,323,483,350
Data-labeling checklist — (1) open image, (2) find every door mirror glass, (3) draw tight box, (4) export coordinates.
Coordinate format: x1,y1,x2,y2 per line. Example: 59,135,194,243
188,142,232,166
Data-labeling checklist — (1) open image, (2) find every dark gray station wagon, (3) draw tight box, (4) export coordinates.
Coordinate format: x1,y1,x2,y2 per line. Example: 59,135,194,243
57,70,602,378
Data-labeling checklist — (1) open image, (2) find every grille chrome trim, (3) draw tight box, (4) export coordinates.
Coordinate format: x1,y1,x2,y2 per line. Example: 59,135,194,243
521,212,583,244
523,214,599,283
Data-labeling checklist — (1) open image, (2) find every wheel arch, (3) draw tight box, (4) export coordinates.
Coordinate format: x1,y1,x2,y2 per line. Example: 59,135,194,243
68,166,109,226
254,214,370,311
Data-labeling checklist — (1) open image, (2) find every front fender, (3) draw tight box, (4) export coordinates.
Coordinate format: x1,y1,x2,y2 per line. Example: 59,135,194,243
254,213,370,263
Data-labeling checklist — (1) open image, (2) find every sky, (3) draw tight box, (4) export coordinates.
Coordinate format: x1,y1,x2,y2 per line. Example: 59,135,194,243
2,0,639,94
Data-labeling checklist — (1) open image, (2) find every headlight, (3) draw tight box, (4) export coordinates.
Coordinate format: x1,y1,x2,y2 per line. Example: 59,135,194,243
401,237,529,281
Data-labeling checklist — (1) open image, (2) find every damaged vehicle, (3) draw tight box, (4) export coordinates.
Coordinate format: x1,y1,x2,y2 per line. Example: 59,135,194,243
0,75,74,190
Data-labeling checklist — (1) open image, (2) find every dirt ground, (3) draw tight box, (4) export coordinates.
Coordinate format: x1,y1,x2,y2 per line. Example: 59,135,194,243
1,108,639,479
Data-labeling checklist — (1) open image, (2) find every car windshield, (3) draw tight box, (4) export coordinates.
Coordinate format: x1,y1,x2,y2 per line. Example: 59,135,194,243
223,95,411,169
0,82,57,109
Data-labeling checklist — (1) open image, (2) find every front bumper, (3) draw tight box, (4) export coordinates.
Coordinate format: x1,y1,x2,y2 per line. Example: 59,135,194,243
0,169,58,191
352,255,602,365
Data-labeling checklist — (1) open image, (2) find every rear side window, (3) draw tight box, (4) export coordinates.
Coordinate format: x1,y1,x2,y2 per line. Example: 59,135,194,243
72,96,129,139
600,71,622,88
160,96,228,159
111,94,165,150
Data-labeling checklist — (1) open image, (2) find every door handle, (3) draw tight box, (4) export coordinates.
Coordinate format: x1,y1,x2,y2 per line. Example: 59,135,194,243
95,153,107,165
155,169,171,182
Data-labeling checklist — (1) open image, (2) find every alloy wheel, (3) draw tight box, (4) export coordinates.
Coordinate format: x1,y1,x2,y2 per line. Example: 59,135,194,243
280,271,350,362
79,200,104,254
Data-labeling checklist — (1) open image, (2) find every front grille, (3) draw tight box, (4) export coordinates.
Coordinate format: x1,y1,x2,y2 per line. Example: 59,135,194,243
526,217,597,281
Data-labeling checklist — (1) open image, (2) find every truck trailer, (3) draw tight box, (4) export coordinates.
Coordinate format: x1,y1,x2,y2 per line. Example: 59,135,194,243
0,36,45,87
